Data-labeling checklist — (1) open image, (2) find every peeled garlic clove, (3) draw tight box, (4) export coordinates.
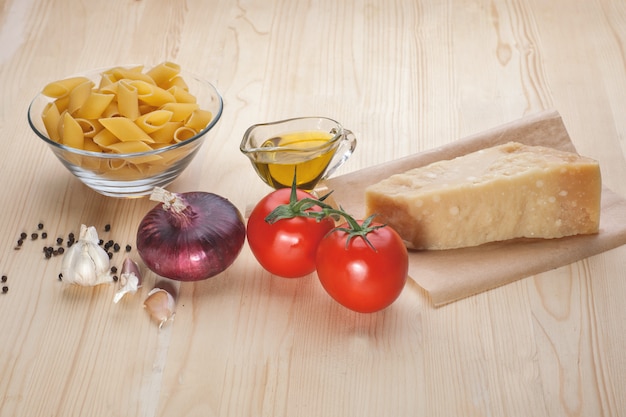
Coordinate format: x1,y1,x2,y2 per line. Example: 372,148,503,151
61,224,112,286
144,288,175,328
113,258,143,303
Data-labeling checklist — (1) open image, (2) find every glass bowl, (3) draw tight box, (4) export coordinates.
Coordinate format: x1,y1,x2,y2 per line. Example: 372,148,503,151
27,66,223,198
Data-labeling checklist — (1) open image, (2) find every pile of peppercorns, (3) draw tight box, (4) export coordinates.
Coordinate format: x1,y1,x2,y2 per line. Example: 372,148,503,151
11,222,134,286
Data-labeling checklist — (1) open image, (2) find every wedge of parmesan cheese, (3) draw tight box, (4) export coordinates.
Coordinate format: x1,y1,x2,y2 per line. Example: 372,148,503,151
365,142,601,250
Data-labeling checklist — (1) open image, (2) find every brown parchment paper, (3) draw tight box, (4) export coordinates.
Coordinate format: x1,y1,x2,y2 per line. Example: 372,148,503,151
320,110,626,307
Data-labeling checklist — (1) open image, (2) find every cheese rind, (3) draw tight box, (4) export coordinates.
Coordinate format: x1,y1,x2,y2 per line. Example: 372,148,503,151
365,142,601,250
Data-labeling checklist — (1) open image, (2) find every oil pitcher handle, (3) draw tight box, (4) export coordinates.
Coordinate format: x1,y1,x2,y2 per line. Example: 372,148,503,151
321,129,357,180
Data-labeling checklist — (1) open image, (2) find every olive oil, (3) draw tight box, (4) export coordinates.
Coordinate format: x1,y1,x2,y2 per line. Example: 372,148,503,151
252,131,336,190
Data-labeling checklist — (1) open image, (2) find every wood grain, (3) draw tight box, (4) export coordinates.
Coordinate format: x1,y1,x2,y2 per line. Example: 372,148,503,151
0,0,625,416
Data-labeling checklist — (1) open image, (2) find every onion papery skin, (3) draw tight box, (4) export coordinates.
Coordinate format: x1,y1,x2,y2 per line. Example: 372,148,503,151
137,192,246,281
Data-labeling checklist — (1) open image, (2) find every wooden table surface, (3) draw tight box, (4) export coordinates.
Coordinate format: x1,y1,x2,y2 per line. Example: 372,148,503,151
1,0,625,416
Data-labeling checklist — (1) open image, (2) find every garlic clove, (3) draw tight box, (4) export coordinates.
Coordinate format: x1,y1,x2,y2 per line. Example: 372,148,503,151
81,224,101,245
143,288,176,328
113,258,143,303
61,224,112,286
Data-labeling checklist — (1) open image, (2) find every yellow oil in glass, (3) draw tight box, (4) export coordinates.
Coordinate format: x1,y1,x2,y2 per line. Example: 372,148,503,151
253,131,336,190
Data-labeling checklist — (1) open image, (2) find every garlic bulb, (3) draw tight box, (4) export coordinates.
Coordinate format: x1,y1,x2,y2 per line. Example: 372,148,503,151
61,224,112,286
144,288,176,328
113,257,142,303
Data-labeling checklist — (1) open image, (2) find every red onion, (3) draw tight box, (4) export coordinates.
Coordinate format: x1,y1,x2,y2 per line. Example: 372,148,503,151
136,187,246,281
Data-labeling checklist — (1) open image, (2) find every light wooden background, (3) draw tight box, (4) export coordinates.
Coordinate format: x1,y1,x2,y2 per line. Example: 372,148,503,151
1,0,625,416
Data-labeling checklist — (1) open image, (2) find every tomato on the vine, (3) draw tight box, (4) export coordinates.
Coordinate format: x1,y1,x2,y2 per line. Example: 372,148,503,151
247,187,335,278
315,218,408,313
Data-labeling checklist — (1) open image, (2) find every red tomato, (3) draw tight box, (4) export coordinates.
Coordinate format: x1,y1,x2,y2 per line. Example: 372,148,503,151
315,221,408,313
247,188,335,278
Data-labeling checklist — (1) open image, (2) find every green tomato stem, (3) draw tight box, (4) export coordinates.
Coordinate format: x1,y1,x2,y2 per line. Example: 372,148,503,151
263,177,386,251
323,211,385,251
264,174,334,223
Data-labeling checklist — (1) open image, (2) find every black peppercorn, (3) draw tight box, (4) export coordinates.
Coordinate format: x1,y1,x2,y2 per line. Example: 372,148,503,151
58,273,63,281
56,237,63,245
57,247,64,255
41,232,47,239
111,266,118,273
113,275,119,282
2,286,8,293
104,224,111,232
125,245,132,252
38,223,44,230
113,243,120,252
31,233,38,240
20,232,27,240
1,275,7,283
